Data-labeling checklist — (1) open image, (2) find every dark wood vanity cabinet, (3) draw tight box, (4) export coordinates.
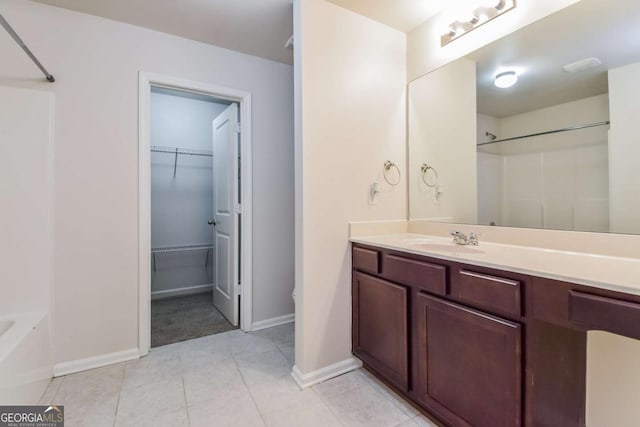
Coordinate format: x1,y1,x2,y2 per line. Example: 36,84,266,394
352,272,409,391
416,294,521,427
353,243,640,427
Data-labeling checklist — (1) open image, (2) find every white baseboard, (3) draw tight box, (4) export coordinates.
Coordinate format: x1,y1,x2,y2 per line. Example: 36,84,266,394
151,284,213,301
251,313,294,331
53,348,139,377
291,356,363,389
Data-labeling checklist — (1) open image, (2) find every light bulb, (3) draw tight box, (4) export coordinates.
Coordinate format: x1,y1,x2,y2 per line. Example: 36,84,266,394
453,4,478,24
479,0,500,8
480,0,507,9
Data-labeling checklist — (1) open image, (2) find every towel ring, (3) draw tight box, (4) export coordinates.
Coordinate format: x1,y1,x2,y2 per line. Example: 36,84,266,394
420,163,438,187
383,161,401,186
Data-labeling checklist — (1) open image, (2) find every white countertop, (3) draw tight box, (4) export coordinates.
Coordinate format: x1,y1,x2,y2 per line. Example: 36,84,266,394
351,233,640,296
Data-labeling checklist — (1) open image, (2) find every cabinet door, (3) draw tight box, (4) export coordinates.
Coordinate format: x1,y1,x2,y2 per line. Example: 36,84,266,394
353,272,409,391
416,293,522,427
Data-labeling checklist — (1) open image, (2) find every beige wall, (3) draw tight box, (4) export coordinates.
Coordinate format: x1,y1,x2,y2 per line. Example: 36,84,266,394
0,0,294,365
294,0,406,374
608,61,640,234
587,332,640,427
408,57,477,223
407,0,580,81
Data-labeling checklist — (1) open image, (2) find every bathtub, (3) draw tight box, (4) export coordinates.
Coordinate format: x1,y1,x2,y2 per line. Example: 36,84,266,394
0,313,52,404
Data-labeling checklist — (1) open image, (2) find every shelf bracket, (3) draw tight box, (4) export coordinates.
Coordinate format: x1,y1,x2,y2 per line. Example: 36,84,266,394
173,147,178,178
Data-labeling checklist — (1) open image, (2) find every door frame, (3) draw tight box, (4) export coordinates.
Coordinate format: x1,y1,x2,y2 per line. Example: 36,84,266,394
138,72,253,356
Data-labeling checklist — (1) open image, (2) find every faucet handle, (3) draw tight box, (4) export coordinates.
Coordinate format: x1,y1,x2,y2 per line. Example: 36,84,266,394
468,232,480,246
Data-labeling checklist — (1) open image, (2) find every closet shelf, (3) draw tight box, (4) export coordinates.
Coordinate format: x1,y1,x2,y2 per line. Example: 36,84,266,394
151,244,214,272
151,145,213,177
151,145,213,157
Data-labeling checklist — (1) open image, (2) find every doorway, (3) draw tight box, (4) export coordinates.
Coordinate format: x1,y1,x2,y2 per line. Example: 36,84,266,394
138,73,253,355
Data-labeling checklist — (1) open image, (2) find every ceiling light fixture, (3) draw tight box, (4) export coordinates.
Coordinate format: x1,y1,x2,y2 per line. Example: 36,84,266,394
441,0,517,47
494,71,518,88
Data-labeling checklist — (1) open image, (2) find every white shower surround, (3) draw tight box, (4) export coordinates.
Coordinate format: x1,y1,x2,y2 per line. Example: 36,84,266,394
0,313,52,404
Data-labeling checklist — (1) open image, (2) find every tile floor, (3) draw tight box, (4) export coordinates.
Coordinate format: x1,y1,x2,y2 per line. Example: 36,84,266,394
39,323,437,427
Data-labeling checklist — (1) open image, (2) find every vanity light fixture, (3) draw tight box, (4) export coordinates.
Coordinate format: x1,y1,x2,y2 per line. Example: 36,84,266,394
480,0,507,10
441,0,517,47
494,71,518,88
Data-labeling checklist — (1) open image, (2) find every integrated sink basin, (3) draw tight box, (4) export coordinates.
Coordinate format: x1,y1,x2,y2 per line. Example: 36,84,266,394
401,237,441,244
408,242,485,254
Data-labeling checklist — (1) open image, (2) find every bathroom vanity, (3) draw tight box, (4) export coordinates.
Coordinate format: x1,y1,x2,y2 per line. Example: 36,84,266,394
351,234,640,427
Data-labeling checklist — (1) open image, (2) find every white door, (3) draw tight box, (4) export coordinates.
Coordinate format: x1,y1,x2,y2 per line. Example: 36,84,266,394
212,104,240,326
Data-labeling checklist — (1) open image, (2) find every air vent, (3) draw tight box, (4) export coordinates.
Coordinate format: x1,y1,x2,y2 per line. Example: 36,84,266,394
563,57,602,73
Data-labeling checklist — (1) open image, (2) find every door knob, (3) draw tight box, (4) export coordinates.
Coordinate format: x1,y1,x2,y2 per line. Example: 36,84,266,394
208,220,216,226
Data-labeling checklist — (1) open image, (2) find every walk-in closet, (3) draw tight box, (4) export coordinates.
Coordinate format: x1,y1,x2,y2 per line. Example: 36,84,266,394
150,87,238,347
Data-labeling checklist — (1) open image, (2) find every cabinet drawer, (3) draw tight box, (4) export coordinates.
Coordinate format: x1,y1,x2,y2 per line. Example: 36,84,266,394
383,254,447,295
569,291,640,340
353,247,380,275
452,270,522,317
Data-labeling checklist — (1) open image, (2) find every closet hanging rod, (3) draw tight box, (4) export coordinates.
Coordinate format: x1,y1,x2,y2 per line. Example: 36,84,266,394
477,121,610,146
151,146,213,157
0,13,55,83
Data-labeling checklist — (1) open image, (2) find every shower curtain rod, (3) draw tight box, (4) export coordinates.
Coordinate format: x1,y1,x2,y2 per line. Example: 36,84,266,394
0,13,55,82
477,121,610,146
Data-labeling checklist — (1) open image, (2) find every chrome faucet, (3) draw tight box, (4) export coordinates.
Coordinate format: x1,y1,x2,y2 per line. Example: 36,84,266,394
450,231,479,246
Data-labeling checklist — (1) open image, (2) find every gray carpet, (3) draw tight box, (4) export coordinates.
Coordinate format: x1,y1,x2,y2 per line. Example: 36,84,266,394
151,291,237,348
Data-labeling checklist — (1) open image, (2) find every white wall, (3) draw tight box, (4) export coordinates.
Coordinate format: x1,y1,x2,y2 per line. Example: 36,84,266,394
150,92,229,295
0,86,53,316
151,91,229,151
478,94,610,232
408,57,477,223
0,0,294,365
407,0,580,81
608,61,640,234
294,0,406,376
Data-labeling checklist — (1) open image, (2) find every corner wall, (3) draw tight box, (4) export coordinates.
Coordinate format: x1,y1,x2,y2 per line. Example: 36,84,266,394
294,0,406,377
0,0,294,366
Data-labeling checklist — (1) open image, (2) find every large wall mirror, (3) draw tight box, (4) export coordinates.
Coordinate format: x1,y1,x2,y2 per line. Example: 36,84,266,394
408,0,640,234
